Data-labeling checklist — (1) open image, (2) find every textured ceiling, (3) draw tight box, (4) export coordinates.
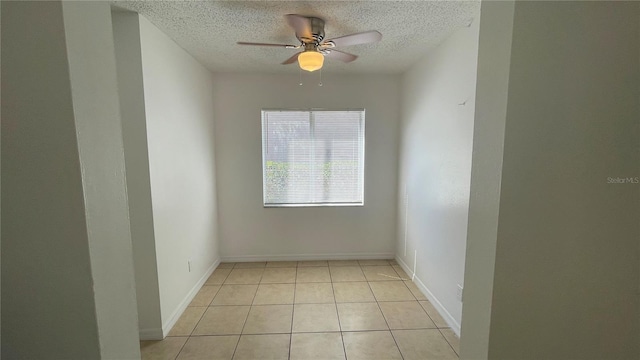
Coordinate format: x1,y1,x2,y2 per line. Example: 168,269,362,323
113,1,480,74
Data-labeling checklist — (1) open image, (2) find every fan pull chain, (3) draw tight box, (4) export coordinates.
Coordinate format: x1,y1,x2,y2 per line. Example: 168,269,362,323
299,67,303,86
318,69,323,87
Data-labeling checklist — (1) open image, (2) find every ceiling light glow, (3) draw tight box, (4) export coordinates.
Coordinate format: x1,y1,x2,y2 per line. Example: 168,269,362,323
298,51,324,72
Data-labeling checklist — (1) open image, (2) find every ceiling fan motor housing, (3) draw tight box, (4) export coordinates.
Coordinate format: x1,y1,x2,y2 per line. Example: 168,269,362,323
297,17,325,44
237,14,381,67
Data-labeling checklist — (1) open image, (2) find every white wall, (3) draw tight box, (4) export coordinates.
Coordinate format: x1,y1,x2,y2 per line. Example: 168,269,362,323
138,15,220,333
2,1,140,357
213,73,400,260
1,2,101,357
112,10,163,340
396,19,480,334
1,2,3,349
459,1,514,357
488,2,639,358
61,2,140,357
463,1,639,359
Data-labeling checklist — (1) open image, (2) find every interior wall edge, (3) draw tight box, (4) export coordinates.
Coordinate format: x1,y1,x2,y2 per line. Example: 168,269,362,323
111,9,164,338
459,1,515,358
61,2,141,357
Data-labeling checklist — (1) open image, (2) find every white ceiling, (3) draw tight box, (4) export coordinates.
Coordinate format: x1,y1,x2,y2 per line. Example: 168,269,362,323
113,1,480,74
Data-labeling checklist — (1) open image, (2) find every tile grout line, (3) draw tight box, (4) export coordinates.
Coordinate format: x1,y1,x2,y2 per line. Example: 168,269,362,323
330,270,349,360
182,325,442,338
172,337,190,360
436,327,460,357
187,330,338,336
365,277,406,360
185,328,434,337
288,264,298,360
173,265,230,359
184,283,222,335
417,299,450,331
148,260,449,360
392,268,459,359
229,266,264,359
389,274,448,359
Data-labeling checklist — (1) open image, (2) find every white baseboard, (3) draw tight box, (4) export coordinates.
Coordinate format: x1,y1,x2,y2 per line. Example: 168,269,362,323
395,256,461,336
150,258,220,340
139,328,164,341
222,252,395,262
395,256,415,280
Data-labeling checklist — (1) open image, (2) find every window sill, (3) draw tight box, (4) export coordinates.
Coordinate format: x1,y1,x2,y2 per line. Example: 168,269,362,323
264,203,364,208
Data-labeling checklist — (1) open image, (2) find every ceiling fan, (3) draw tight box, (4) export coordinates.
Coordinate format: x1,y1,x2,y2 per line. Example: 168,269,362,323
237,14,382,72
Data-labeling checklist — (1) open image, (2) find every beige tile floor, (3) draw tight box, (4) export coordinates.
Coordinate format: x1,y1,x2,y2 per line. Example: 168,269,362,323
140,259,460,360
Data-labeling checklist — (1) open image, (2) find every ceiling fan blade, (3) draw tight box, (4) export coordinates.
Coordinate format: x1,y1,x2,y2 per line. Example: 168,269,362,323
281,52,302,65
324,49,358,63
285,14,312,40
237,42,296,48
324,30,382,47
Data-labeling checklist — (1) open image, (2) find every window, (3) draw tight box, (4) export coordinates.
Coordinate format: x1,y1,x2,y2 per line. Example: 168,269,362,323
262,109,365,207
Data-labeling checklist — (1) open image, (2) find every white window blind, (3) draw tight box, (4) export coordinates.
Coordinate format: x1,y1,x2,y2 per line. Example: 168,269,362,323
262,109,365,206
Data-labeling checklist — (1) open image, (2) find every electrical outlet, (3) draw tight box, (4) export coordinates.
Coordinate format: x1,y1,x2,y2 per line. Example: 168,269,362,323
456,284,463,302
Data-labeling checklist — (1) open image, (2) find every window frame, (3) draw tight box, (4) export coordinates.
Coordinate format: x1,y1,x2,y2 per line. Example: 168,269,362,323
261,108,366,208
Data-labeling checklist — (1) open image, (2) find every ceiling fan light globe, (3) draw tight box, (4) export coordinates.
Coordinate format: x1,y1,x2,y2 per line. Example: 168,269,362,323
298,51,324,72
